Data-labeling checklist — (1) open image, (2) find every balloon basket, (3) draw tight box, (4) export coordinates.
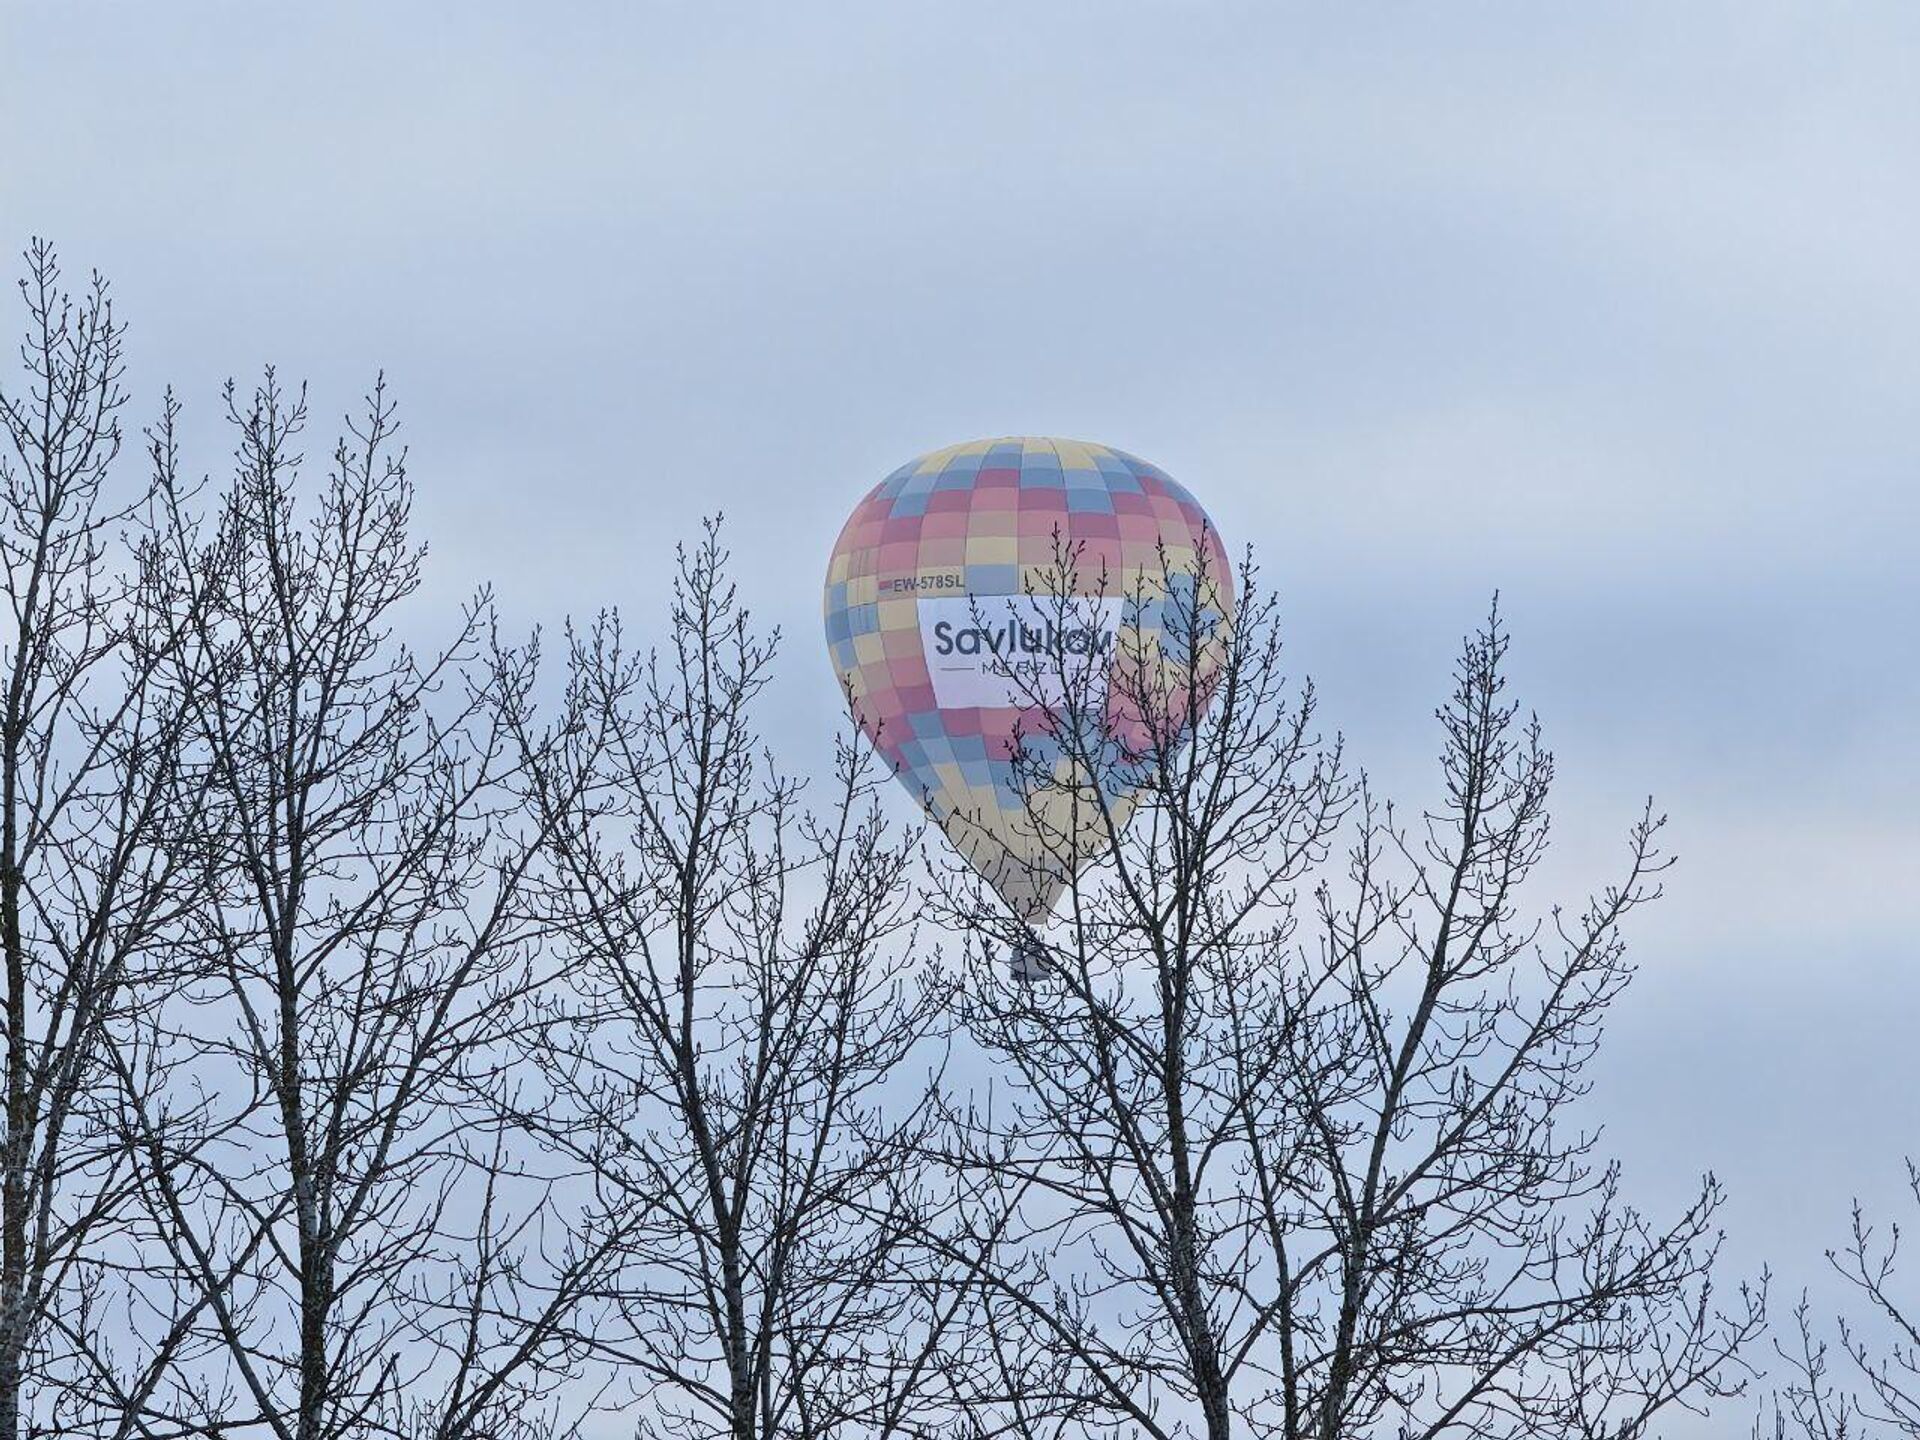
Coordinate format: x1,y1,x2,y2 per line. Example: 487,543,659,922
1008,933,1049,986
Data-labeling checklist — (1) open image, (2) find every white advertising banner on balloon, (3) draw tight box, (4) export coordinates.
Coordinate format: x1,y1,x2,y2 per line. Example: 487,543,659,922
917,596,1123,710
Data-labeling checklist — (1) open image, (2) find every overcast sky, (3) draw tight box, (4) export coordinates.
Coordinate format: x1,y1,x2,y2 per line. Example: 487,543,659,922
7,5,1918,1431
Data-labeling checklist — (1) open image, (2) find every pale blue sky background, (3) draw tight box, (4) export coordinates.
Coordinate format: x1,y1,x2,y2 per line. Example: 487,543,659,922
7,4,1918,1431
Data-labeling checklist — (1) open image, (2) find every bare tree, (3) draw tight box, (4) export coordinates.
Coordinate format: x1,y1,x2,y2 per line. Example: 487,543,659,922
1759,1165,1920,1439
507,523,978,1440
114,371,606,1440
0,241,209,1439
935,546,1764,1440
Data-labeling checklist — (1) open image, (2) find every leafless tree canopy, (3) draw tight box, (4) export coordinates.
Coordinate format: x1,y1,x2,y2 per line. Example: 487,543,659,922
1759,1165,1920,1440
504,525,976,1440
108,367,610,1440
929,543,1764,1440
0,242,1775,1439
0,241,211,1440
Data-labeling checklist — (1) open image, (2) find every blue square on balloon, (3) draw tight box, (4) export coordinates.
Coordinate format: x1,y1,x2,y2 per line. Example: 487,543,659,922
1066,487,1113,513
890,490,930,518
909,710,946,739
1022,731,1067,771
966,563,1018,594
849,603,879,635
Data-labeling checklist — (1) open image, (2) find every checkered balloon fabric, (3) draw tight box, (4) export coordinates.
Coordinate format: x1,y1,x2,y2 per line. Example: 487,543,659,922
823,438,1234,926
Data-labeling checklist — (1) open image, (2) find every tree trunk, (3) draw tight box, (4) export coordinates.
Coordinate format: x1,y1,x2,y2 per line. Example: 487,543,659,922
2,740,26,1440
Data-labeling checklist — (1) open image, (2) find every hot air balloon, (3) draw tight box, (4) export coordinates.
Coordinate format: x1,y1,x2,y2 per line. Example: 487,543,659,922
822,438,1233,980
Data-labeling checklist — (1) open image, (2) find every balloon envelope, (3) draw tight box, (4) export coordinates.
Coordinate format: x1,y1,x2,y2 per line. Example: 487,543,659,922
823,437,1232,926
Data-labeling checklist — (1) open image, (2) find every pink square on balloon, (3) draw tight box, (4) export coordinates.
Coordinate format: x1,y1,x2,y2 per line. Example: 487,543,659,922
881,514,924,542
920,510,970,539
